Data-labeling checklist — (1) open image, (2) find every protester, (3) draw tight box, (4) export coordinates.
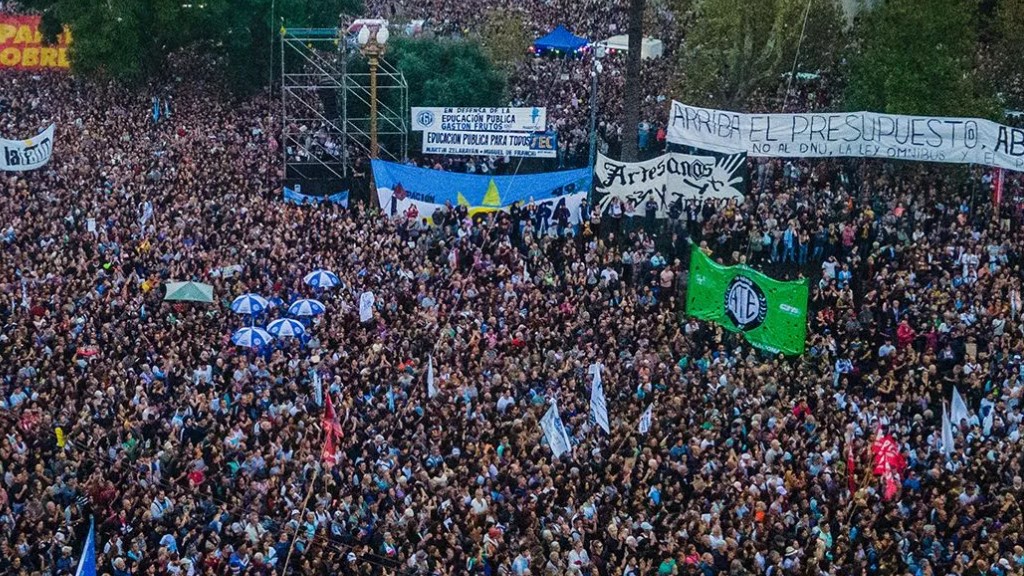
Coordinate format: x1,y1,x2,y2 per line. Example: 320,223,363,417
3,11,1024,576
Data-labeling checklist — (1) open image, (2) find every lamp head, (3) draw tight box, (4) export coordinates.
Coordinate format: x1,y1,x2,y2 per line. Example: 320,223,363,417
357,25,371,46
376,25,390,45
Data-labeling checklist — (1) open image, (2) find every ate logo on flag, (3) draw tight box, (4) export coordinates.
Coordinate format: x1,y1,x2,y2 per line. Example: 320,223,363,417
725,276,767,331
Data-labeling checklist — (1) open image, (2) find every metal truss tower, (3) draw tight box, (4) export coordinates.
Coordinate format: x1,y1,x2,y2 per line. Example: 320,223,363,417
280,26,407,182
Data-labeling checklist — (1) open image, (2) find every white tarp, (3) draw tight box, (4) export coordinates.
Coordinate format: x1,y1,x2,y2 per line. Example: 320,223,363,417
594,152,745,217
668,101,1024,171
1,124,55,171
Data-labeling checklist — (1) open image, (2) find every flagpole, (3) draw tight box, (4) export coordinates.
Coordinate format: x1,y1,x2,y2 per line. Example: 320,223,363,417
281,425,327,575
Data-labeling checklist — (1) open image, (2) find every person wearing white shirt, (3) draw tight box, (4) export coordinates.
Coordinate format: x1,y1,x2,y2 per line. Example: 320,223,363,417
150,492,172,521
566,540,590,575
470,489,489,516
497,392,515,414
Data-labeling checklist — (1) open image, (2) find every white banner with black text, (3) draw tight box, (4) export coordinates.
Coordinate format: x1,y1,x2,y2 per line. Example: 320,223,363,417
594,152,745,218
412,107,547,133
668,101,1024,171
1,124,55,171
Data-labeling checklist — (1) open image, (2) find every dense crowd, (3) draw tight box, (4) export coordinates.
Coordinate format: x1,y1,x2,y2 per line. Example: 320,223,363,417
3,55,1024,576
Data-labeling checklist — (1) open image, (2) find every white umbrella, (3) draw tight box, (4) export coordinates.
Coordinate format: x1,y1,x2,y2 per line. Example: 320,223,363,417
288,298,326,316
231,327,273,348
230,293,270,315
304,269,342,289
267,318,306,338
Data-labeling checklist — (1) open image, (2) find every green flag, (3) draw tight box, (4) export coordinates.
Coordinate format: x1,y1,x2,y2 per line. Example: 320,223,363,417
686,246,808,356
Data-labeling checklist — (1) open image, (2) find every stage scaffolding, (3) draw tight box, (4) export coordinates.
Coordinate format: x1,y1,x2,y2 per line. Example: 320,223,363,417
280,27,408,180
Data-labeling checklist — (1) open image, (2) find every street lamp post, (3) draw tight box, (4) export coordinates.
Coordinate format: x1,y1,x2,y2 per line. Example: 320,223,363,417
357,23,389,159
587,45,606,171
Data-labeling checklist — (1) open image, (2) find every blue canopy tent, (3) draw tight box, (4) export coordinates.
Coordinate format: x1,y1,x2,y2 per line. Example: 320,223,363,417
531,25,589,56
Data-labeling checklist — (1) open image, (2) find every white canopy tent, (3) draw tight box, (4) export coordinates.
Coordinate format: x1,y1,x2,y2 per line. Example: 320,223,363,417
594,35,664,60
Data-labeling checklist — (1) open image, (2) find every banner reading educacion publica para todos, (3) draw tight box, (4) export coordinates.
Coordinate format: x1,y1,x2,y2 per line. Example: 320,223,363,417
412,106,546,133
421,130,557,158
594,152,746,218
371,159,591,225
0,15,71,70
668,101,1024,171
1,124,55,171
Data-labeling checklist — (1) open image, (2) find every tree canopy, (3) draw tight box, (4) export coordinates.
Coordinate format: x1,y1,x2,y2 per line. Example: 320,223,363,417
844,0,996,117
28,0,361,91
674,0,845,109
383,37,506,108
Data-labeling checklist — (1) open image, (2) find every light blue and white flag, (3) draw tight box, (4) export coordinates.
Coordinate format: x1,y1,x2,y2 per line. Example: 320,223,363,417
540,400,572,459
589,366,610,435
941,402,955,460
75,517,96,576
427,355,438,399
358,291,375,323
951,387,969,426
638,404,653,434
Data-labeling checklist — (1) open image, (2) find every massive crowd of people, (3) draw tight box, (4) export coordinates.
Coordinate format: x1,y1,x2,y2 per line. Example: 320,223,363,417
3,55,1024,576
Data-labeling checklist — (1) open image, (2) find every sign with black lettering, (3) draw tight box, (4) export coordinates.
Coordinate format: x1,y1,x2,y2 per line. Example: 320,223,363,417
412,107,546,133
594,152,745,217
668,101,1024,171
1,124,55,172
421,129,557,158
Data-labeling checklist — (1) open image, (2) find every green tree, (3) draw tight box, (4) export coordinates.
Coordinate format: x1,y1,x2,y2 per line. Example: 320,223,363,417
479,10,531,73
845,0,995,117
988,0,1024,109
383,37,505,108
675,0,845,109
30,0,361,91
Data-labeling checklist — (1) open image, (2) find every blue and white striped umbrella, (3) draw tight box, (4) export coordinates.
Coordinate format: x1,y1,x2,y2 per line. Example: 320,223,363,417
230,293,270,315
267,318,306,338
231,327,273,348
288,298,326,317
304,269,342,289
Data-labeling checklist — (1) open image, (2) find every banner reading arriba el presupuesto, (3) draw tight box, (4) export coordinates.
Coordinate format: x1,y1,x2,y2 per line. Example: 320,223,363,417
668,101,1024,171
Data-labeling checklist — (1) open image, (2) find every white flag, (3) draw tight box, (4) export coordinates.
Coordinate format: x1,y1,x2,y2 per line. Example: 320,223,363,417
638,404,653,434
358,291,375,323
951,387,969,426
540,400,572,458
589,369,610,435
312,369,323,407
427,355,438,399
941,402,955,459
980,398,995,436
140,200,154,226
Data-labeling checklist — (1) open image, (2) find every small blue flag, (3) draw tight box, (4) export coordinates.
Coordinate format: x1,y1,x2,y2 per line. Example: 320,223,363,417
387,385,395,413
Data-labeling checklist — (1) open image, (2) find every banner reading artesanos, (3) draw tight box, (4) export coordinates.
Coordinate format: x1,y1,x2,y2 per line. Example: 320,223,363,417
0,15,72,71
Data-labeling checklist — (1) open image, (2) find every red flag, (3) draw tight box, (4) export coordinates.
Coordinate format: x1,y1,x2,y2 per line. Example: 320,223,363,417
321,393,343,468
994,168,1005,211
322,393,343,439
846,450,856,494
322,429,337,466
